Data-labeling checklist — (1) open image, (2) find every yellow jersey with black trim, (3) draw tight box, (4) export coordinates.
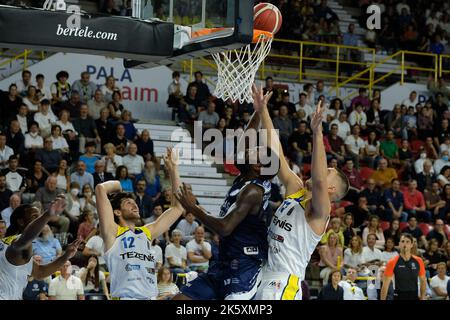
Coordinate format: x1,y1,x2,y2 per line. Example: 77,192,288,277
266,188,327,279
0,235,34,300
104,225,158,300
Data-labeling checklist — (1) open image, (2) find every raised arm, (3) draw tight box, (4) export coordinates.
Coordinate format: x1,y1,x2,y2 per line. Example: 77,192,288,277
95,180,121,252
176,183,263,237
252,85,303,196
309,101,332,234
146,148,184,239
6,196,66,266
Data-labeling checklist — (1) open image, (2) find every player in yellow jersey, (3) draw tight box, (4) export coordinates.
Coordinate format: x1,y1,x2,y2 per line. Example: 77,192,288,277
95,148,184,300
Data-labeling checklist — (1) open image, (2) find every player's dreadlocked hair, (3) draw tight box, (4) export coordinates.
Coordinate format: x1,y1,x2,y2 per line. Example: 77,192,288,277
109,192,135,224
5,204,34,237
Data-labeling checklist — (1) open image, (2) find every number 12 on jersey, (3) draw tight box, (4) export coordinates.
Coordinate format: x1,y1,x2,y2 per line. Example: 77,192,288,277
121,236,135,249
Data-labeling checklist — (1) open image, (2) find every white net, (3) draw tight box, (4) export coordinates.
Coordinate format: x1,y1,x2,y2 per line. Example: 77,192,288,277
212,33,273,104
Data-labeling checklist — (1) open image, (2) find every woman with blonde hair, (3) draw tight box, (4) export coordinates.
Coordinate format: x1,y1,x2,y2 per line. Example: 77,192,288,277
157,267,179,300
319,231,343,285
362,215,386,250
101,143,123,176
343,235,364,269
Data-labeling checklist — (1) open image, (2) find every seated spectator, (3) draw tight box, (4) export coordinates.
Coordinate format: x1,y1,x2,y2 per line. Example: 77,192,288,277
403,180,432,222
424,136,439,160
32,224,62,264
343,235,364,269
77,210,96,241
439,136,450,154
77,255,110,300
79,141,100,175
350,88,370,111
165,229,190,275
2,155,27,193
48,261,84,300
16,70,33,97
116,165,133,193
380,130,399,166
423,239,446,278
50,71,71,107
381,237,399,263
0,133,14,170
198,101,220,130
66,181,82,224
136,159,162,201
362,216,386,250
16,104,31,135
0,193,21,228
402,91,419,108
134,179,153,222
342,213,357,247
0,84,22,128
56,109,78,136
398,139,414,180
318,269,344,300
26,159,48,195
415,150,434,175
437,166,450,187
427,219,448,248
403,216,428,250
417,160,437,193
320,217,344,247
135,129,154,162
383,179,408,222
118,110,138,141
345,125,365,168
319,232,343,285
22,256,48,301
273,105,293,152
35,176,69,234
123,143,145,179
108,91,125,121
6,120,25,159
72,71,97,104
93,160,114,187
100,76,120,103
346,195,370,228
82,230,106,272
175,212,199,244
0,174,13,212
277,91,296,115
348,103,367,130
59,91,82,119
360,179,384,215
338,267,365,300
72,104,101,154
49,125,69,154
425,183,447,220
35,137,63,175
330,112,351,140
70,161,94,191
102,143,123,177
186,226,212,273
95,107,113,150
434,150,450,174
418,106,434,139
79,184,97,221
88,90,107,120
110,123,128,156
361,233,383,266
157,267,179,300
34,99,57,137
402,106,418,140
288,121,312,166
327,124,346,163
363,131,381,168
371,157,398,189
430,262,450,300
155,187,173,212
24,121,43,151
178,84,199,125
54,159,70,192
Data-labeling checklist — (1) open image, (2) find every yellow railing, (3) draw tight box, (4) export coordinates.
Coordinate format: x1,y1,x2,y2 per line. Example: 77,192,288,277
439,54,450,78
0,49,46,71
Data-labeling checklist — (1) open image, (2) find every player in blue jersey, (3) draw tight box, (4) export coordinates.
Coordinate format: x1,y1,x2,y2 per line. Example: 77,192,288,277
173,112,280,300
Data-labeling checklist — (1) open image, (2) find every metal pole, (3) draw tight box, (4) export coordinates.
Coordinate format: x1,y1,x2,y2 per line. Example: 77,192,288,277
23,50,28,70
201,0,206,28
439,55,443,78
132,0,141,18
435,54,438,83
299,43,303,82
336,47,340,96
169,0,174,22
401,51,404,85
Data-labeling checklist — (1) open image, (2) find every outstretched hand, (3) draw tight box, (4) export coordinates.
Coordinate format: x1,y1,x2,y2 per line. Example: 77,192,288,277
48,195,67,217
163,147,179,172
174,183,198,213
252,84,273,113
310,100,326,134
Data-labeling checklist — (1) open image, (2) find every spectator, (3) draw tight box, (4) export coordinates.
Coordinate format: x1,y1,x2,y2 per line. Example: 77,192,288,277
82,231,106,272
22,86,40,113
338,267,365,300
381,237,399,263
59,91,82,119
16,70,33,96
343,235,364,269
70,161,94,191
383,179,408,222
363,131,381,169
348,103,367,130
415,150,433,175
423,239,446,278
273,105,293,152
403,180,432,222
79,141,100,175
417,160,437,193
384,219,402,247
35,137,63,175
345,125,365,169
1,193,21,228
0,174,13,212
319,232,343,285
0,132,14,170
100,76,119,103
427,219,448,248
48,261,84,300
342,213,357,247
437,166,450,187
178,84,199,125
403,216,428,250
327,124,346,163
0,84,22,127
157,267,179,300
434,150,450,174
360,178,384,215
22,256,48,301
402,91,419,108
92,160,113,187
424,136,439,160
330,112,351,140
167,71,184,121
136,159,162,201
77,255,110,300
134,179,153,221
398,139,414,180
362,233,383,265
118,110,138,141
16,104,31,135
77,210,96,242
122,143,145,178
72,104,101,154
187,71,211,107
135,129,154,162
371,157,398,189
347,195,371,228
87,90,107,121
102,143,123,177
49,124,69,156
116,165,133,193
50,70,71,106
198,101,220,129
362,215,386,250
110,123,128,156
95,108,113,151
35,73,51,101
430,262,450,300
295,92,313,120
385,105,403,138
165,229,190,275
72,71,97,103
186,226,212,273
380,130,399,165
54,159,70,192
2,155,26,193
318,269,344,300
402,106,418,140
434,119,450,147
175,212,199,244
278,92,296,115
350,88,370,111
288,120,312,166
32,224,62,264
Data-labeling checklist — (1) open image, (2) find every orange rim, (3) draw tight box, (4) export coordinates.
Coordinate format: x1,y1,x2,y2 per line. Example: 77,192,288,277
191,28,273,43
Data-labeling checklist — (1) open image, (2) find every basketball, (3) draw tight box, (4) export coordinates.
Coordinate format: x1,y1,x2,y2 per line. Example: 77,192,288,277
254,3,283,35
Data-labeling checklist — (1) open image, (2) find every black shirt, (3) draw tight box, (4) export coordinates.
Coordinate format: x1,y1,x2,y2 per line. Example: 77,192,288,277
426,230,447,247
403,227,423,241
288,131,311,152
95,118,114,147
385,255,425,295
135,138,154,159
318,283,344,300
398,148,413,161
0,188,13,211
360,188,382,207
0,92,22,126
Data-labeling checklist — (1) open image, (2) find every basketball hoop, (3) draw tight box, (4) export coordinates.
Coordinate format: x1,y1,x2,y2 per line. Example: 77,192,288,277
211,30,273,104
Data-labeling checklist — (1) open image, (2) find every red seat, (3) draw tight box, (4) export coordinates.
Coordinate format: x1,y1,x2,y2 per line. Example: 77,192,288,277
418,223,433,236
302,164,311,175
359,167,374,182
400,222,408,231
410,140,424,153
224,163,240,176
380,221,390,231
340,201,353,208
